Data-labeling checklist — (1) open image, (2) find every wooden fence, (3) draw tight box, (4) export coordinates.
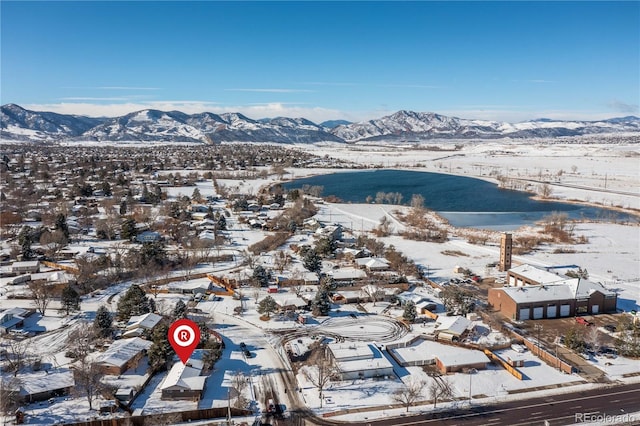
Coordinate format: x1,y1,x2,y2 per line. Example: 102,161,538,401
61,407,252,426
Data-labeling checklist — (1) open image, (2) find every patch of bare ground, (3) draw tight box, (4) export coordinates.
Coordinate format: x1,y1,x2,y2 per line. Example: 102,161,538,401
440,250,469,257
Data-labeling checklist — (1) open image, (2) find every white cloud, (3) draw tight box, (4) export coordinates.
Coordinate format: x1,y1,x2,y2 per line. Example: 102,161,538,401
438,108,625,122
608,99,639,114
20,101,352,123
97,86,161,91
60,97,132,101
224,88,314,93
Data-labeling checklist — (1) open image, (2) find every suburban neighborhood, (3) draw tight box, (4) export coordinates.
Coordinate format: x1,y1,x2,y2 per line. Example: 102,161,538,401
0,142,638,426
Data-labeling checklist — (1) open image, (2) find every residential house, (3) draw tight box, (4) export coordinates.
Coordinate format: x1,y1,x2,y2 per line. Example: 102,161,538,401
328,342,394,380
122,312,163,338
355,257,389,272
160,359,207,400
15,369,75,403
434,315,473,342
11,261,40,274
329,268,367,286
389,338,490,374
135,231,162,244
93,337,152,375
0,308,34,333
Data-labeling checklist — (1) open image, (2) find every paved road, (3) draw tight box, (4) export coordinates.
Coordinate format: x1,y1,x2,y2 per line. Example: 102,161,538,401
301,383,640,426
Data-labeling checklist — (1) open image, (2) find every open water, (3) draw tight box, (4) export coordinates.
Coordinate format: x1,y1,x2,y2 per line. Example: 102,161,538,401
283,170,631,230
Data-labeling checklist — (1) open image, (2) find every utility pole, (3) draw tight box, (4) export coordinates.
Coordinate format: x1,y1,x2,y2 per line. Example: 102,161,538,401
227,387,231,426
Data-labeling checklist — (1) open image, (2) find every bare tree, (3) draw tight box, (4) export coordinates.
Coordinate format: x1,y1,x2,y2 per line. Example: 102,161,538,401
231,371,250,408
73,357,106,411
585,326,601,354
290,282,304,297
0,375,21,414
537,183,553,199
361,283,384,306
429,376,454,408
39,229,68,259
0,337,32,376
274,250,291,273
29,281,53,315
392,379,425,412
243,250,256,269
303,347,336,408
374,215,393,237
67,322,97,360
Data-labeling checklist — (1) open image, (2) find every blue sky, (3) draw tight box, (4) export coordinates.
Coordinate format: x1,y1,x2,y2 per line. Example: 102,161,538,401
1,1,638,123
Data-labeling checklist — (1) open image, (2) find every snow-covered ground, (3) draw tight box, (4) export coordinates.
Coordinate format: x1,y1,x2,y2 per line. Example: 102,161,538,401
2,139,639,424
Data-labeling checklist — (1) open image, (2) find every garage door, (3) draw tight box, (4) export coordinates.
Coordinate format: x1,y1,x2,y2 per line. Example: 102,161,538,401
560,304,571,317
509,276,516,286
547,305,557,318
592,305,599,314
519,308,530,320
533,307,544,319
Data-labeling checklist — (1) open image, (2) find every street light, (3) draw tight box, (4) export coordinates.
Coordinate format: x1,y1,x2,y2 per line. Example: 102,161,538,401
534,324,543,356
468,368,477,405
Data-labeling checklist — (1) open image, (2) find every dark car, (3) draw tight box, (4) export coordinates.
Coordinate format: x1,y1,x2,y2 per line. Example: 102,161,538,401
603,324,617,333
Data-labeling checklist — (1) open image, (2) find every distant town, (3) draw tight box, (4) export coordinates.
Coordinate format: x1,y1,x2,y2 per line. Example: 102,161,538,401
1,140,638,426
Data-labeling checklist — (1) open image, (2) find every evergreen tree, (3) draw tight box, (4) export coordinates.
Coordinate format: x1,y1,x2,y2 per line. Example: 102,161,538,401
403,301,417,323
119,200,127,215
257,296,277,318
121,218,137,240
54,213,70,239
141,184,150,202
319,276,336,292
60,285,81,315
173,300,187,320
93,305,113,338
252,265,270,287
139,241,168,267
315,237,335,257
101,181,112,196
303,248,322,274
205,206,214,220
117,284,153,321
198,321,210,345
148,323,172,372
216,215,227,231
17,226,34,260
312,288,331,316
192,187,202,203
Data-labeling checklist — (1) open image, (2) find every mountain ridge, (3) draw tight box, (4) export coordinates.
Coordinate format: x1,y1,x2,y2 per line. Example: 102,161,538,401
2,103,639,143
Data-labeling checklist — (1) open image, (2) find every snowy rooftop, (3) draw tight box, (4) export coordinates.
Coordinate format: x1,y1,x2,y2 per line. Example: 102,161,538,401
434,315,472,336
509,264,565,284
329,342,375,362
355,257,389,270
95,337,152,368
334,345,394,374
17,369,75,396
501,284,576,303
391,338,489,367
160,359,206,391
125,312,163,331
330,267,367,281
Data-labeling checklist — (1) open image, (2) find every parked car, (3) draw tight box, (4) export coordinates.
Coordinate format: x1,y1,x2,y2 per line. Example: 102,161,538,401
575,317,593,326
603,324,617,333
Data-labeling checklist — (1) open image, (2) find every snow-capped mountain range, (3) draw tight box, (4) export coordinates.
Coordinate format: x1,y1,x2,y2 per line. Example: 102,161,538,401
2,104,639,143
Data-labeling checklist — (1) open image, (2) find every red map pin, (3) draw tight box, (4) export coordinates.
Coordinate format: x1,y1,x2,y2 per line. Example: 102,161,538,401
168,318,201,364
